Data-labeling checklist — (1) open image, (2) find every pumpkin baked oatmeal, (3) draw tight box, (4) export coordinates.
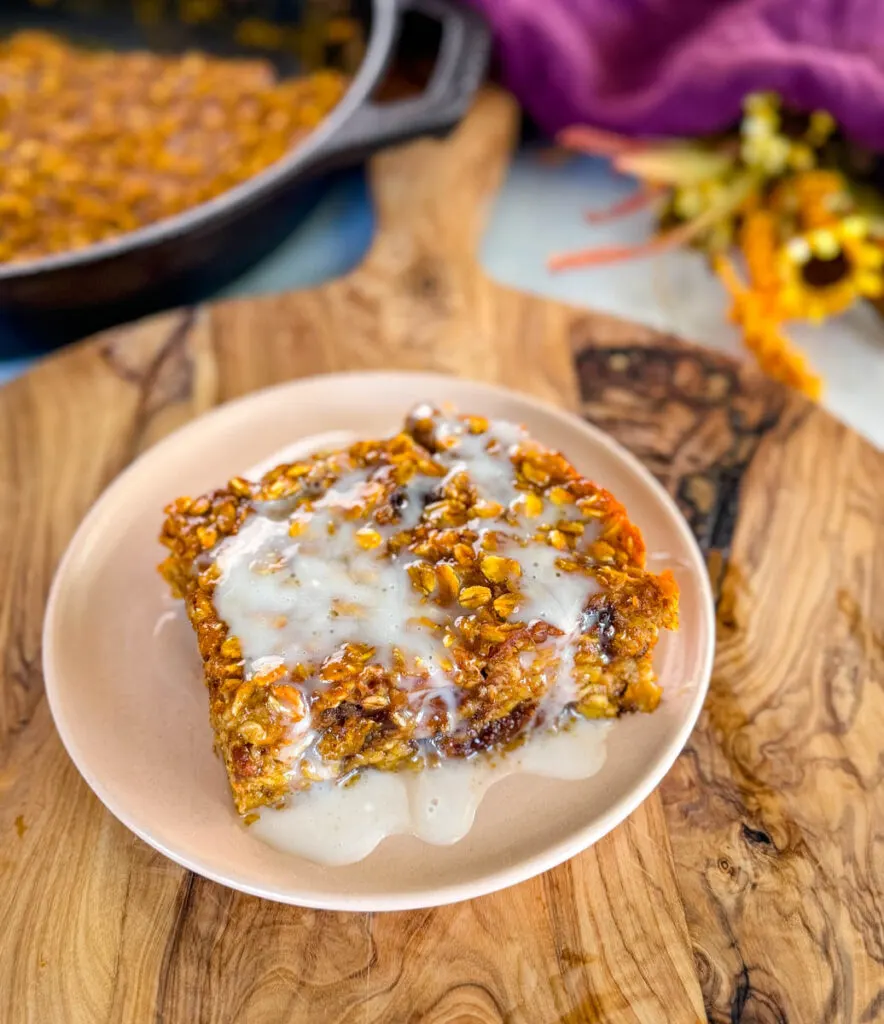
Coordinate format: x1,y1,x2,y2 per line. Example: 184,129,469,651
159,406,679,815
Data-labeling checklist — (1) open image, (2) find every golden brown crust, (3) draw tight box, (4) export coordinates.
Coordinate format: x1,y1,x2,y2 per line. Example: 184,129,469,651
159,410,679,814
0,31,348,263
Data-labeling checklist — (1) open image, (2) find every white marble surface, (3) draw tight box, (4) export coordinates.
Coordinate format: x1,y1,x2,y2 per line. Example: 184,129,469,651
480,150,884,449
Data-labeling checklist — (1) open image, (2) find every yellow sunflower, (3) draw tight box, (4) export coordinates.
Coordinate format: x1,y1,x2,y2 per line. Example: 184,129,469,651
777,216,884,322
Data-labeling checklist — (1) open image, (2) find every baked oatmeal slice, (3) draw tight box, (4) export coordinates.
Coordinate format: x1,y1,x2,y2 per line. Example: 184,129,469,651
159,406,678,814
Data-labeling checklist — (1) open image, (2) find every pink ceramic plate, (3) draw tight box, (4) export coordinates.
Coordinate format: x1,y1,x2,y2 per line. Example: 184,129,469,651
43,372,714,911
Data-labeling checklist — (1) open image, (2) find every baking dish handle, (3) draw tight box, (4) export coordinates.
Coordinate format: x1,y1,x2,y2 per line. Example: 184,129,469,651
306,0,491,172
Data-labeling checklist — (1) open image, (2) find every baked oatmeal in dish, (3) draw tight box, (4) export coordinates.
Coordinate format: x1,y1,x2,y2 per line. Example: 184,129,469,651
159,406,679,816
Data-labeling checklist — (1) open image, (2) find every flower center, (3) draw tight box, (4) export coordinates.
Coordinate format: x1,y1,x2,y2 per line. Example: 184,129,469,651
801,252,850,288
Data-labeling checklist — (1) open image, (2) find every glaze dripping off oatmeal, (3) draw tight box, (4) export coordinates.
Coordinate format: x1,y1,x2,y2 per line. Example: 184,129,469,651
159,406,678,860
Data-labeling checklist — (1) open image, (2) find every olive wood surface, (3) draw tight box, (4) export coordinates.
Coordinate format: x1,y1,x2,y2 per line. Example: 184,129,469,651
0,89,881,1024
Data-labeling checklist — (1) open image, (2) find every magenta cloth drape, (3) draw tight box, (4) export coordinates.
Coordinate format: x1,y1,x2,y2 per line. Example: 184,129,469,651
465,0,884,145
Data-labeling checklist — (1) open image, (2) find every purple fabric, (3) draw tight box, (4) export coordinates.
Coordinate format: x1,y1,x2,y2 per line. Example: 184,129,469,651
465,0,884,147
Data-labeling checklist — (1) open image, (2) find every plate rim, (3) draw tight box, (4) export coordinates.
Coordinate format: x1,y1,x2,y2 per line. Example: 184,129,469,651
42,370,716,911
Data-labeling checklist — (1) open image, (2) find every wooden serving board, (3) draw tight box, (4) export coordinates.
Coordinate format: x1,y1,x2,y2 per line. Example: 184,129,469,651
1,88,882,1024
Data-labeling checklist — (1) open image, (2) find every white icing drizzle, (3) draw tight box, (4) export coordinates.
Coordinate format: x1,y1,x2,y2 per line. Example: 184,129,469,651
249,716,611,866
208,414,614,863
214,474,450,684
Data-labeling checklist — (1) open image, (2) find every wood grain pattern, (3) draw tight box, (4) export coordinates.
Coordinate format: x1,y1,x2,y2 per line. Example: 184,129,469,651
572,330,884,1022
0,88,880,1024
